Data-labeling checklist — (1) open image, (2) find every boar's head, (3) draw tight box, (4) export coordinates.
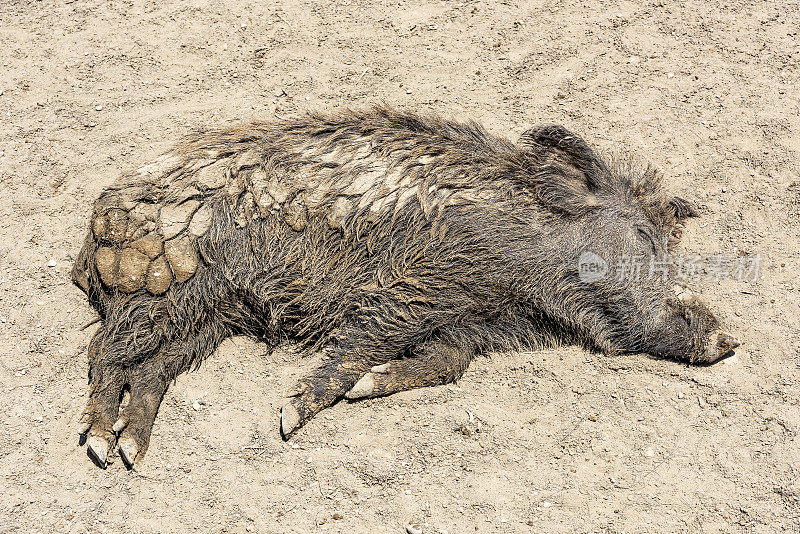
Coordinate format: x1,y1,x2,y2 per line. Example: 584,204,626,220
517,125,739,363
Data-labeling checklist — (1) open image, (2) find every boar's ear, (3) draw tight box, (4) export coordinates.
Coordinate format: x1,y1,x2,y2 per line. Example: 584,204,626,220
517,125,606,184
668,196,700,222
666,196,699,247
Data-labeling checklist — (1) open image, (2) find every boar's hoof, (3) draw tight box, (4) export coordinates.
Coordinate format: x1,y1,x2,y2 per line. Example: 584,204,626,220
696,330,740,364
280,403,301,439
86,435,111,468
344,373,376,400
77,419,92,435
118,436,140,468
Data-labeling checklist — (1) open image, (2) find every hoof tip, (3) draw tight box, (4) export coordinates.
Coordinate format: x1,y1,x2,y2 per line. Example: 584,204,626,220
87,435,109,467
118,436,139,468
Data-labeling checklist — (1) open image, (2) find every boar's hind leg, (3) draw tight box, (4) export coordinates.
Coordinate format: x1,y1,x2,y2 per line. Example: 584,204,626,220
344,339,474,400
112,324,225,468
79,329,128,468
80,310,224,469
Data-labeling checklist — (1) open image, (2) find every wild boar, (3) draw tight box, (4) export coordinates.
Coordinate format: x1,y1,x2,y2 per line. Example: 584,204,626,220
72,107,738,468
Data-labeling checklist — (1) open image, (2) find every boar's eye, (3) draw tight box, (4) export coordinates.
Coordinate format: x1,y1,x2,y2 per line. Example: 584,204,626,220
637,228,658,254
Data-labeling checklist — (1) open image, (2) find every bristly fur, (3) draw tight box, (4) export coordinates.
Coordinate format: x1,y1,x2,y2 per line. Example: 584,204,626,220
72,106,723,460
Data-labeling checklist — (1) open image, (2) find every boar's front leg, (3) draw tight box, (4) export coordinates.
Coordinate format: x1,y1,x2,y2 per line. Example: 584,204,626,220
79,314,170,469
344,338,474,400
279,297,436,439
280,356,375,439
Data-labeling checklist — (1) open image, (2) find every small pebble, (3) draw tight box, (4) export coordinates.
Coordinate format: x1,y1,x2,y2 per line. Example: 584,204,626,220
47,259,57,267
95,105,103,111
192,400,201,410
405,524,422,534
332,512,343,520
677,392,685,399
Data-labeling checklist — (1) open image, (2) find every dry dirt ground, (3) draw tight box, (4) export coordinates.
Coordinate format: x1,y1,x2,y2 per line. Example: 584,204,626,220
1,0,799,532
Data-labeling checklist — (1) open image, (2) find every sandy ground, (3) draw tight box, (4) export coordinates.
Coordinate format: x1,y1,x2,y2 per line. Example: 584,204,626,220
1,0,799,532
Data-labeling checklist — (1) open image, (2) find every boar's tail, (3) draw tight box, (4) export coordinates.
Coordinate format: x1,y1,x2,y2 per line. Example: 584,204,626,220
72,231,109,318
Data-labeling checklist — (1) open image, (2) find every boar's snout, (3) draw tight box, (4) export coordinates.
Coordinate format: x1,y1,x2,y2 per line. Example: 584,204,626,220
695,330,740,364
672,285,740,363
